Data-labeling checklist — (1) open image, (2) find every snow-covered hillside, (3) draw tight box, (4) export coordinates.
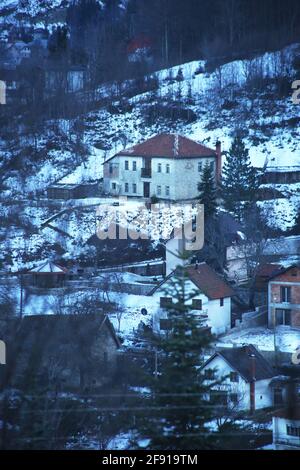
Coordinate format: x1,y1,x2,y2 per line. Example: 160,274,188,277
1,42,300,269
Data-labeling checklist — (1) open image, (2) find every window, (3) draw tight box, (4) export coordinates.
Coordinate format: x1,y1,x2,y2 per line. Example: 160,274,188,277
210,161,215,172
109,163,113,174
220,298,224,307
132,161,137,171
275,309,291,326
198,161,203,172
132,183,137,194
210,390,227,406
112,182,116,190
165,186,170,196
274,388,284,406
157,185,161,196
287,426,300,437
160,297,172,308
166,164,170,174
192,299,202,310
204,369,214,380
125,160,129,170
158,163,162,173
125,183,129,193
160,319,172,331
230,372,239,383
230,393,238,404
280,286,291,303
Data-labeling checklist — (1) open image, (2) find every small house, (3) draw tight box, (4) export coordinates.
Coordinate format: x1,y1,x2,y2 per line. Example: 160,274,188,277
149,262,234,336
201,345,275,411
272,407,300,449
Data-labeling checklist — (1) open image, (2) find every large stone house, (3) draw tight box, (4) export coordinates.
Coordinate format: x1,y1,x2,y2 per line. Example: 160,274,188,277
103,134,222,201
268,265,300,328
201,345,275,412
149,262,234,336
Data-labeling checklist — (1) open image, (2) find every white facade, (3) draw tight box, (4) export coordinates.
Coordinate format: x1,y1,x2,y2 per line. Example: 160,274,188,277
151,278,231,336
273,416,300,449
202,354,273,411
103,154,217,201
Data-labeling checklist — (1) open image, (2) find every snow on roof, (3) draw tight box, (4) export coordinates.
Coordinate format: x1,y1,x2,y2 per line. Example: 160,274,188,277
29,261,68,274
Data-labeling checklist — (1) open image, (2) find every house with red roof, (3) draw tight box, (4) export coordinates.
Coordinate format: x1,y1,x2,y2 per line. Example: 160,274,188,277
103,133,222,201
148,262,234,336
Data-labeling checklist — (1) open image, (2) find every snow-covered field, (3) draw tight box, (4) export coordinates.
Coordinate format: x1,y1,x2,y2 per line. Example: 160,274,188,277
219,326,300,353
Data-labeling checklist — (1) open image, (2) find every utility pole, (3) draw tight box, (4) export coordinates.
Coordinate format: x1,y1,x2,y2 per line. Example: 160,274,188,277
19,273,23,318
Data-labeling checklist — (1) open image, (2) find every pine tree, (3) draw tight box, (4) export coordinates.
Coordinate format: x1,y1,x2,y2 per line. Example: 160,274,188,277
133,263,220,450
292,207,300,235
222,136,260,221
198,162,218,219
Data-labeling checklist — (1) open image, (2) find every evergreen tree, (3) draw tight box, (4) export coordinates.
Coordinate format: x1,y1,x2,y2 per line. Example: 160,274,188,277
133,263,220,450
198,162,218,220
291,207,300,235
222,136,260,221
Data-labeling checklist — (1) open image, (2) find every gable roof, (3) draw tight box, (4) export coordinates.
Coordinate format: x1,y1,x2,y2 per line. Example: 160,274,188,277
20,314,121,348
149,262,235,300
29,261,68,274
106,134,217,162
185,263,235,300
203,345,275,382
269,264,300,281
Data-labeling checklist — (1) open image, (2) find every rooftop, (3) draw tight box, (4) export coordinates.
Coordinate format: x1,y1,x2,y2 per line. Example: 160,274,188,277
113,133,217,159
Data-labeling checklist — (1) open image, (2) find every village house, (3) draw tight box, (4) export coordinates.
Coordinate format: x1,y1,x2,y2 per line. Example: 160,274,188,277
201,345,275,412
149,262,234,336
268,265,300,328
272,407,300,449
45,64,87,94
103,134,222,201
5,41,31,65
1,314,121,391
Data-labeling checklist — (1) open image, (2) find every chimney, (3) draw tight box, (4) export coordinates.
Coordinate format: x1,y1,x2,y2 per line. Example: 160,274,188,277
215,140,222,182
249,350,256,414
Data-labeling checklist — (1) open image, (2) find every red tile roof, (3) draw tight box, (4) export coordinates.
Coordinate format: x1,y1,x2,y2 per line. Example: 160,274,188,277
115,134,217,159
185,263,235,300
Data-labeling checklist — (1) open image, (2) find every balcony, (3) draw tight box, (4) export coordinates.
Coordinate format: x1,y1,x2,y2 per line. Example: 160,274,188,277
141,168,152,178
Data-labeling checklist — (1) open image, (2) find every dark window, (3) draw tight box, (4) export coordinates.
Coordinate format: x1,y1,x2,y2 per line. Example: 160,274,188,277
125,183,129,193
210,161,214,172
230,372,239,383
287,426,300,437
198,161,203,172
275,309,291,326
166,164,170,174
280,286,291,303
109,163,113,174
112,182,116,190
132,183,137,194
158,163,162,173
132,161,137,171
192,299,202,310
274,388,284,406
125,160,129,170
160,297,172,308
220,298,224,307
230,393,238,404
210,390,227,405
160,319,172,331
157,185,161,196
204,369,214,380
165,186,170,196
